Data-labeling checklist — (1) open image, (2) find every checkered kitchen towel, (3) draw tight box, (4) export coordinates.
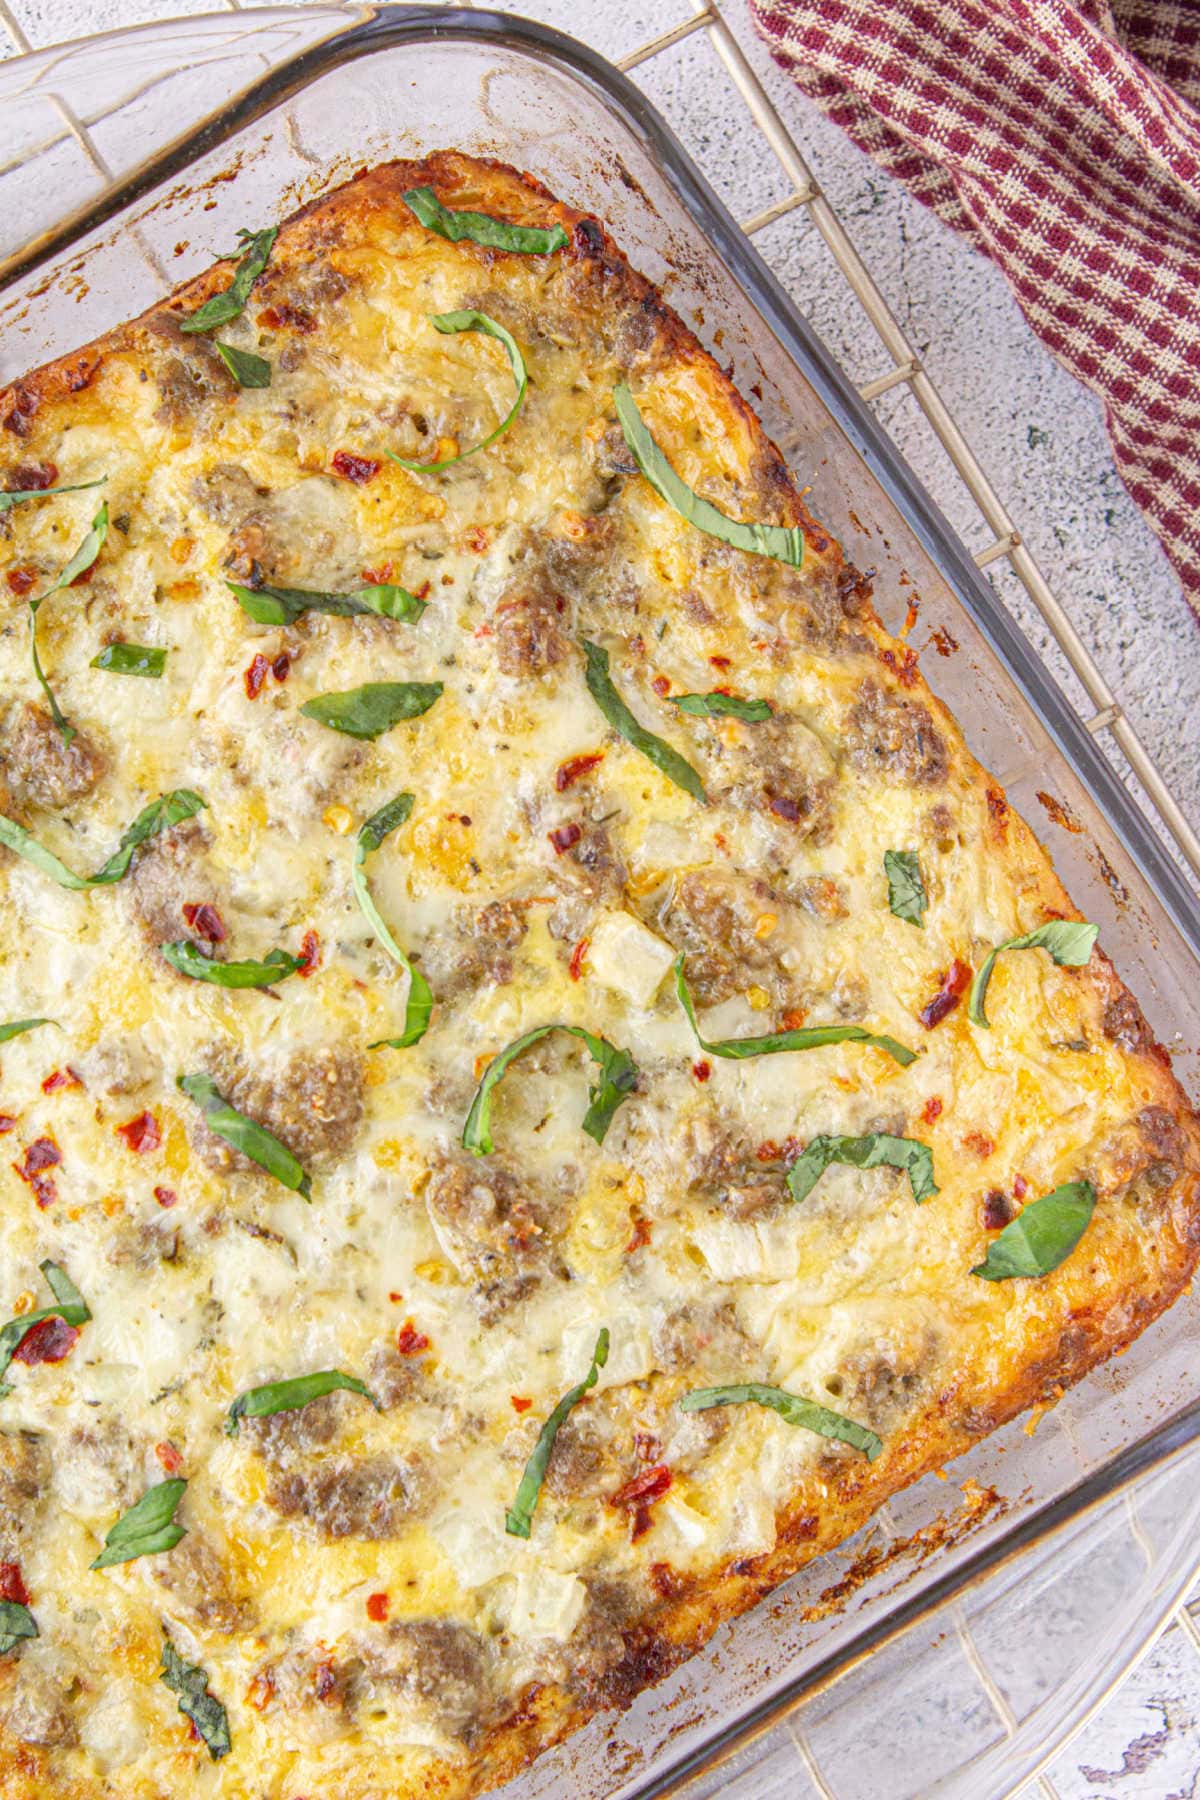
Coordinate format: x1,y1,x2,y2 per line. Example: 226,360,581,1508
749,0,1200,610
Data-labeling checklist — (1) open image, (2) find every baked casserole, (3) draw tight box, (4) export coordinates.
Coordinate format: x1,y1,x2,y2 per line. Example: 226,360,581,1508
0,152,1197,1799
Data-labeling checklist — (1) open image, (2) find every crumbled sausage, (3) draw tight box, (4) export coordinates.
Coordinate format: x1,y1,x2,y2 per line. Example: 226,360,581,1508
548,824,628,941
843,1329,940,1431
367,1620,494,1745
425,1155,553,1318
492,579,571,676
652,1298,748,1382
153,1531,253,1634
0,1433,48,1558
128,818,215,948
253,1648,359,1745
266,1454,425,1540
193,1044,365,1171
0,1665,76,1747
247,1390,346,1458
77,1037,153,1098
417,899,527,1000
543,1413,611,1501
0,703,106,813
711,711,837,840
1102,991,1152,1054
149,321,228,428
843,678,948,786
659,868,799,1006
365,1341,426,1412
188,461,266,529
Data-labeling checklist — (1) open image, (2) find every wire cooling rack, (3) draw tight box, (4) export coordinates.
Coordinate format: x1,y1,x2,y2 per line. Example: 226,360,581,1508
1,2,1198,1791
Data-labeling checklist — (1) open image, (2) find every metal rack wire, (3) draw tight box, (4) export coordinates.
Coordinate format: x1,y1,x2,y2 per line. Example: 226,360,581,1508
0,0,1197,1789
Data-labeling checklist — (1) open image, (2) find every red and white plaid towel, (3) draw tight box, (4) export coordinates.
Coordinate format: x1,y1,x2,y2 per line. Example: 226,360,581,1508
749,0,1200,611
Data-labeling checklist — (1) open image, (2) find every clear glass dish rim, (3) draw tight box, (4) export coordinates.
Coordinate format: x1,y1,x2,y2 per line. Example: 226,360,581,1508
4,7,1200,1795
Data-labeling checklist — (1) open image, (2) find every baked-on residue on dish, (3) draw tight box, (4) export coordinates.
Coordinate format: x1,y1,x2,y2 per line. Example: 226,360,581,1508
0,151,1197,1799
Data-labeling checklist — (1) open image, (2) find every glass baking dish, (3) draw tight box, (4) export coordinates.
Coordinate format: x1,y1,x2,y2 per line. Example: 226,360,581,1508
2,9,1199,1796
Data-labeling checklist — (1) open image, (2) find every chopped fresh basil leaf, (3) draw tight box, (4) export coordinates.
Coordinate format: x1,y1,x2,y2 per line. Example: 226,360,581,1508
613,383,803,567
179,225,277,334
679,1383,882,1461
90,642,166,678
176,1071,311,1200
674,956,917,1066
968,919,1099,1028
29,500,109,745
353,792,432,1049
91,1478,187,1569
670,691,772,722
582,639,706,803
0,1018,54,1044
162,942,303,989
0,1260,91,1398
786,1132,937,1206
300,681,442,740
389,310,527,472
227,579,426,627
214,342,271,388
225,1368,381,1436
160,1634,231,1761
402,185,569,254
0,1601,37,1656
464,1025,637,1157
884,849,926,928
0,476,105,515
0,788,206,891
972,1179,1096,1281
505,1328,609,1538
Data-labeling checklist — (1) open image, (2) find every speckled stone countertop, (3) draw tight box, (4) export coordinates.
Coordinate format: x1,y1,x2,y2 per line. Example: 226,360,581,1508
1,1,1198,1793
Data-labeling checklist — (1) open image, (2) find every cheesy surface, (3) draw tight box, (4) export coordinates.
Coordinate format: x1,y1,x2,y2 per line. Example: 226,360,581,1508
1,153,1198,1800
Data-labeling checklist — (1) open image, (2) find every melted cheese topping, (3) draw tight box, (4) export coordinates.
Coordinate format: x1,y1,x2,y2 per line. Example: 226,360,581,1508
0,155,1197,1800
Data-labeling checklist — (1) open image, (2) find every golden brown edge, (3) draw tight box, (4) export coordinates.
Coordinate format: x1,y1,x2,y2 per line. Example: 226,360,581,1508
2,149,1199,1800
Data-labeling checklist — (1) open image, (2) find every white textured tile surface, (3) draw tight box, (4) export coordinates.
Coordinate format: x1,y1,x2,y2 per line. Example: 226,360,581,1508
3,1,1198,1793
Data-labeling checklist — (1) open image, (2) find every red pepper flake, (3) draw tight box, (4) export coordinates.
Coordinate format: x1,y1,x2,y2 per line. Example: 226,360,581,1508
5,566,37,596
0,1562,30,1605
0,1116,16,1136
756,1136,804,1165
625,1212,652,1254
13,1314,79,1366
256,302,315,334
510,1395,533,1413
40,1068,82,1095
692,1060,711,1083
116,1111,161,1154
365,1592,390,1623
555,752,604,792
7,461,57,492
650,675,671,698
609,1463,672,1540
1013,1172,1029,1199
395,1321,430,1356
154,1185,178,1209
768,794,802,823
463,526,490,555
245,1671,275,1714
709,654,731,670
13,1136,61,1208
921,1096,944,1124
331,450,381,485
271,652,291,683
963,1130,995,1159
549,822,582,855
981,1189,1015,1230
182,901,226,944
297,929,321,977
568,937,589,982
918,959,971,1029
361,561,394,585
780,1008,807,1032
155,1440,184,1476
388,1291,403,1304
68,563,94,590
244,652,271,699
